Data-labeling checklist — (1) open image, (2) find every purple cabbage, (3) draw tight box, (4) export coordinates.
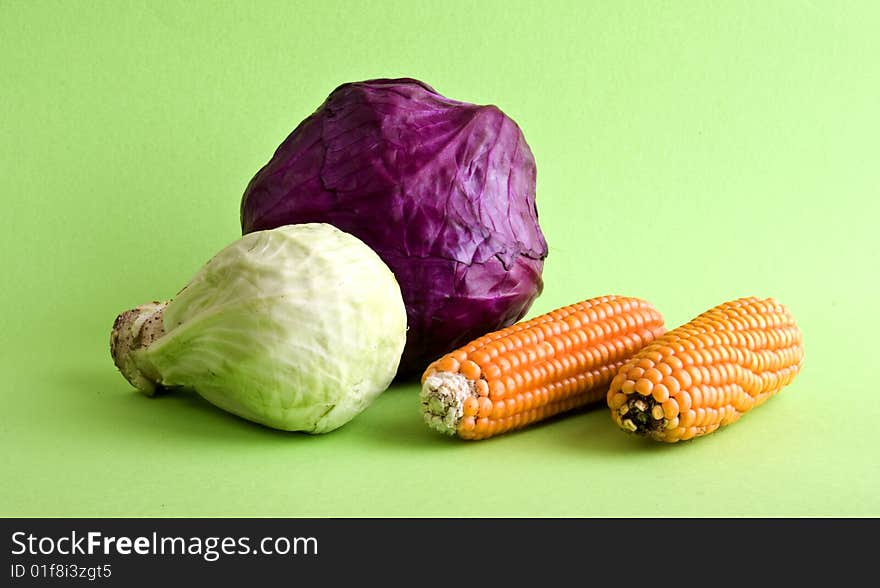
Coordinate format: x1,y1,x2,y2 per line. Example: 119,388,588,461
240,78,547,375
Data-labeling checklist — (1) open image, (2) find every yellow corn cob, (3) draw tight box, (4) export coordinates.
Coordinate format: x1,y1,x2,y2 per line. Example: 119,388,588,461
420,295,666,440
607,296,803,442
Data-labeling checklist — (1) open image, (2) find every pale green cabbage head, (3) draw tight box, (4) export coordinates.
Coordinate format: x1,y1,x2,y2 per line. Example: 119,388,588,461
110,223,407,433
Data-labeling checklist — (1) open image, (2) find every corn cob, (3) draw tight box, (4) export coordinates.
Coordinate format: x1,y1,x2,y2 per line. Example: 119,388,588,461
420,295,666,440
607,296,803,442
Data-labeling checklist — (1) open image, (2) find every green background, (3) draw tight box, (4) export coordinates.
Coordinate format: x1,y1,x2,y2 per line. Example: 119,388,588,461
2,0,877,517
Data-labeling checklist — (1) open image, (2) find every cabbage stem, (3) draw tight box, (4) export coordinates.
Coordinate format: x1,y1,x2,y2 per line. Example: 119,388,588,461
110,301,168,395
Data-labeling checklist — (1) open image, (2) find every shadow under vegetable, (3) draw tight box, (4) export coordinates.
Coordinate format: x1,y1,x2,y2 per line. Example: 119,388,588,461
58,367,313,442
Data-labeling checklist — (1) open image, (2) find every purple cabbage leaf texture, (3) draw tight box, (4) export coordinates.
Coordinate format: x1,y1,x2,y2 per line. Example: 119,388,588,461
240,78,548,375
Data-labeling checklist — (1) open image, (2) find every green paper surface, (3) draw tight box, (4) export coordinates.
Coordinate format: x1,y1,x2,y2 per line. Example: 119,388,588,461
2,0,877,517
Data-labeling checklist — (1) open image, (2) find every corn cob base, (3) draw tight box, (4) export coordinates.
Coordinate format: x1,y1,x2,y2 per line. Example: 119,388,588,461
422,372,475,434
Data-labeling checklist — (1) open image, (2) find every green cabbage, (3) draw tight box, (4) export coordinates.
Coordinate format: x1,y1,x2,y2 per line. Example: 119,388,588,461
110,223,407,433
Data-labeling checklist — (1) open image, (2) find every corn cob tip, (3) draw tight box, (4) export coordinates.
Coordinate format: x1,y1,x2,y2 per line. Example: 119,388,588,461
420,372,474,436
614,395,667,438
